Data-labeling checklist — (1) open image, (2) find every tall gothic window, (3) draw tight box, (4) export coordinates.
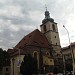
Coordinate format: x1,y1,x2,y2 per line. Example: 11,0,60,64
34,52,37,59
52,24,56,31
43,25,46,32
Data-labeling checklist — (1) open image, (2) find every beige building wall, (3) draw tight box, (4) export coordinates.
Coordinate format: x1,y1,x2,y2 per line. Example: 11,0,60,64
41,21,58,33
53,45,61,53
11,55,24,75
40,21,61,54
2,66,10,75
45,31,60,46
43,56,54,65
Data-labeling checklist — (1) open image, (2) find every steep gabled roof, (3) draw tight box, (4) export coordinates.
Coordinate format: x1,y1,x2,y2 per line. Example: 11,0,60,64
8,29,51,57
15,29,50,49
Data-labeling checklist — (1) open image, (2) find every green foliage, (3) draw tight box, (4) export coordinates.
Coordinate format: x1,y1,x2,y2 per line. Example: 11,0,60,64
65,59,73,72
3,51,10,66
0,48,3,70
66,63,73,72
20,54,38,75
53,66,58,74
0,48,10,71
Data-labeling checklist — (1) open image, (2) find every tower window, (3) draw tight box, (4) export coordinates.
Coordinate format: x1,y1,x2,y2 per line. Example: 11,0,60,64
52,24,56,31
43,25,46,32
56,43,57,45
55,36,56,38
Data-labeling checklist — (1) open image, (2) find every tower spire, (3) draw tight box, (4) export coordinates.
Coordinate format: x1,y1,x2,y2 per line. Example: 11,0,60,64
45,4,47,11
45,6,50,19
42,6,54,23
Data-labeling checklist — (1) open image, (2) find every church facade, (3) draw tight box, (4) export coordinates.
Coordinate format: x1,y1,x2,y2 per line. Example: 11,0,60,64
7,9,63,75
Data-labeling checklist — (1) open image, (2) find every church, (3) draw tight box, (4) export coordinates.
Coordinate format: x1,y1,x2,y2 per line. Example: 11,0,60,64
7,9,63,75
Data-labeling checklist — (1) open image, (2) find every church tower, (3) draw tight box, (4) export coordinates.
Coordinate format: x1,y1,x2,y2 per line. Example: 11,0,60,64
40,9,61,54
40,9,63,73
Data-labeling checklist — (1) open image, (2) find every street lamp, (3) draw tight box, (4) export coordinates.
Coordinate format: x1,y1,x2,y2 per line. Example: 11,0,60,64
63,25,74,75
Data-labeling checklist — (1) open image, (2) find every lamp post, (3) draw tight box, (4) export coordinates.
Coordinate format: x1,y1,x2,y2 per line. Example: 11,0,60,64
63,25,74,75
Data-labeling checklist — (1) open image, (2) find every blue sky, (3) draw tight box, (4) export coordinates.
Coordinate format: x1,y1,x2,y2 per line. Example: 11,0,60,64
0,0,74,50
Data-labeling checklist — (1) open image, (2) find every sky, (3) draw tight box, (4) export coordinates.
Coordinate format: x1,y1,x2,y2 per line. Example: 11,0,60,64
0,0,75,50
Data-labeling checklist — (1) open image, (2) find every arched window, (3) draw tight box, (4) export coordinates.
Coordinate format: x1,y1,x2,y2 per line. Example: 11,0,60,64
52,24,56,31
34,52,37,59
43,25,46,32
46,52,50,56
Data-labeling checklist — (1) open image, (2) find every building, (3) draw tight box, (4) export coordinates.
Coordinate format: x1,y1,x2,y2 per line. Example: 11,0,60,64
40,9,63,73
0,48,10,75
62,42,75,73
8,29,54,75
2,66,10,75
7,9,63,75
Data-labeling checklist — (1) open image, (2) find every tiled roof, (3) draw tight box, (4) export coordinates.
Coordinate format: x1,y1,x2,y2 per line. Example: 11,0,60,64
71,42,75,46
15,29,50,48
62,42,75,51
8,29,51,57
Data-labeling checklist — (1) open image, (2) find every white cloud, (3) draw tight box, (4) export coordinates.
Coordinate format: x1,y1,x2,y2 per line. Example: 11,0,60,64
9,25,20,32
29,11,44,23
0,0,74,50
0,5,23,17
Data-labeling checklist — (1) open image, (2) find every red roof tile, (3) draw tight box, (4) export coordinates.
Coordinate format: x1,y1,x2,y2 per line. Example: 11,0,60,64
15,29,50,49
8,29,51,56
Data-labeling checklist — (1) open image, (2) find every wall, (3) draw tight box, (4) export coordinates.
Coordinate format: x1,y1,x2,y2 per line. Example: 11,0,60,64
43,56,54,65
10,55,24,75
2,66,10,75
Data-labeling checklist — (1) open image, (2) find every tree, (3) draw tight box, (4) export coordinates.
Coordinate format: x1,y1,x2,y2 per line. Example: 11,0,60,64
0,48,4,71
0,48,10,71
20,54,38,75
65,62,73,72
53,66,58,74
65,59,73,72
3,51,10,66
